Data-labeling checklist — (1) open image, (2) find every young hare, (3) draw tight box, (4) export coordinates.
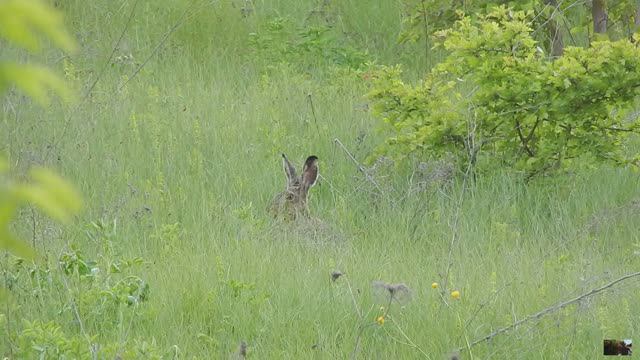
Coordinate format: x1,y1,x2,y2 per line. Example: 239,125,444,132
269,154,319,219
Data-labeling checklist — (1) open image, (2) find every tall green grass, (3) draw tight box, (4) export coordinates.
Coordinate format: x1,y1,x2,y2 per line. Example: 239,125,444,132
2,0,639,358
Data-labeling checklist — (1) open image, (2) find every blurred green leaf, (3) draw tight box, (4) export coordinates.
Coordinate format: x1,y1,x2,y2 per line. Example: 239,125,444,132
0,199,16,228
0,62,72,105
0,0,77,53
0,229,35,259
0,1,81,266
0,201,35,259
30,167,82,213
13,167,82,223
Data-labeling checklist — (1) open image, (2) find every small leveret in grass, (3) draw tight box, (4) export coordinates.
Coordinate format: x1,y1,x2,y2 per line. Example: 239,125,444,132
269,153,319,220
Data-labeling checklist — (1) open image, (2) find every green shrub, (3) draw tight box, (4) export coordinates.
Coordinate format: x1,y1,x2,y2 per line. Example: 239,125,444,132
368,7,640,178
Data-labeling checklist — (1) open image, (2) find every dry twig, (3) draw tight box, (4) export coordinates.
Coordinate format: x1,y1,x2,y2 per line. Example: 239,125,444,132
466,271,640,349
333,138,396,208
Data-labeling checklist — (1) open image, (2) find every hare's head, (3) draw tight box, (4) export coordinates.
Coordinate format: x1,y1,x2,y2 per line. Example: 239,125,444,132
269,153,319,219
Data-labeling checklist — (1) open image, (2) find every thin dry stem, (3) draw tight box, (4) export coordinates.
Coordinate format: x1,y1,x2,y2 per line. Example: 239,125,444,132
344,275,362,319
334,138,396,208
48,0,140,162
118,1,208,92
441,111,479,295
466,271,640,349
385,316,432,359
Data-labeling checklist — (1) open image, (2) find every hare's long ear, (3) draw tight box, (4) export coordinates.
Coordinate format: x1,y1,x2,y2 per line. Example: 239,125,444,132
282,153,297,186
301,155,319,190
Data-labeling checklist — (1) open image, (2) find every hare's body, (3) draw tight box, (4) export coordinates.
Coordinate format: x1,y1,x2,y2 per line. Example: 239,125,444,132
269,154,319,220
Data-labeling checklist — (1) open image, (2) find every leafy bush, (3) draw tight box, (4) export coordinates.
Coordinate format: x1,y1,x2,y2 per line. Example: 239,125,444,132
368,7,640,178
398,0,539,45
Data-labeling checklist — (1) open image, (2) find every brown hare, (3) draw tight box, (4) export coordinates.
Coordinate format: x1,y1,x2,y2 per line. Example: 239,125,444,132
269,154,319,220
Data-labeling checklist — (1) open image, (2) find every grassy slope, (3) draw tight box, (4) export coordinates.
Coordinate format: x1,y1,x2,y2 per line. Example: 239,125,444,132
2,0,639,358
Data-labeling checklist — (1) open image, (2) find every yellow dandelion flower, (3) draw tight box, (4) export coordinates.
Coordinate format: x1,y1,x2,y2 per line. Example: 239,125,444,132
451,290,461,300
431,282,439,289
376,316,385,325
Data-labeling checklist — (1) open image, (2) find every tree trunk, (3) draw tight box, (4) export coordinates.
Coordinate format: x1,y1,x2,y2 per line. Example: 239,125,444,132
592,0,607,34
549,21,564,57
544,0,564,57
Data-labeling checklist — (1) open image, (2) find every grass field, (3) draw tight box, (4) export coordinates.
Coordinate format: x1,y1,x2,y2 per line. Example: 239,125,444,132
2,0,640,358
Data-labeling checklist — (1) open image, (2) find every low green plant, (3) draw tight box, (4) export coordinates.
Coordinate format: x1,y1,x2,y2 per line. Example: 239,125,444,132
15,319,165,359
64,220,150,319
249,17,368,72
5,219,152,358
16,320,89,359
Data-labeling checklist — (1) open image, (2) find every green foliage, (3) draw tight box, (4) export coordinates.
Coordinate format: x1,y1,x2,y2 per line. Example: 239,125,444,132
59,246,97,277
0,63,72,105
576,0,640,40
67,221,150,313
398,0,538,45
4,220,152,357
0,162,82,258
0,0,76,105
3,0,640,358
0,0,76,51
67,244,149,311
15,320,165,359
368,7,640,177
397,0,640,65
249,17,368,71
0,0,81,266
608,1,640,34
15,167,82,223
17,320,89,359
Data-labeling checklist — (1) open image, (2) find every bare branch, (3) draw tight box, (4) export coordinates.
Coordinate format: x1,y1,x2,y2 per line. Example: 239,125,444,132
334,138,397,208
465,271,640,349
